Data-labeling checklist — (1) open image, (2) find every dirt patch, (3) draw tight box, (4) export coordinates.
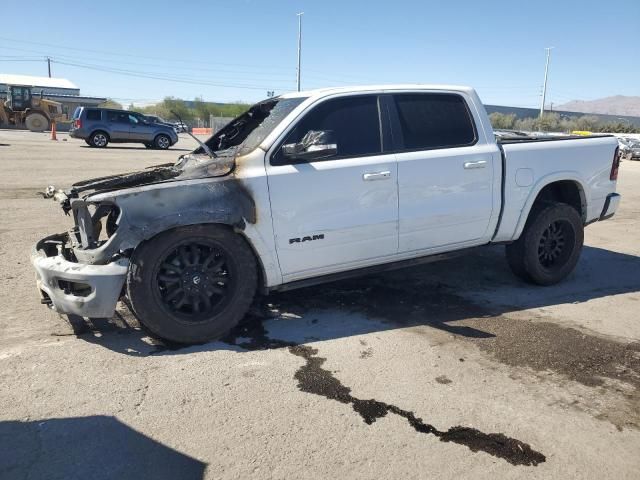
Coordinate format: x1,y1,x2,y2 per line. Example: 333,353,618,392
360,347,373,359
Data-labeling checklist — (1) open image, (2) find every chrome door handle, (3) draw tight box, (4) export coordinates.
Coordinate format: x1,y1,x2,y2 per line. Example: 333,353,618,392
363,171,391,181
463,160,487,169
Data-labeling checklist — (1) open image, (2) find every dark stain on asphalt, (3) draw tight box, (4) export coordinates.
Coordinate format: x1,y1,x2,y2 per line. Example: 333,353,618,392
224,316,545,467
461,318,640,391
436,375,453,384
266,271,640,408
289,343,545,466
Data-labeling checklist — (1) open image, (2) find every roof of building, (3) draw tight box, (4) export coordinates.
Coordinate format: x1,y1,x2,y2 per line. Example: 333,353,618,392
0,74,79,90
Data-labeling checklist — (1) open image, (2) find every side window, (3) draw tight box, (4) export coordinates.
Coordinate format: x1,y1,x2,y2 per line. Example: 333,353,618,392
128,114,139,124
107,111,129,123
273,95,381,164
86,109,101,121
393,93,476,150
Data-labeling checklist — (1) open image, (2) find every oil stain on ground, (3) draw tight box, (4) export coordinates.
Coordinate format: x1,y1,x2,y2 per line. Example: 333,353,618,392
225,318,546,467
266,270,640,429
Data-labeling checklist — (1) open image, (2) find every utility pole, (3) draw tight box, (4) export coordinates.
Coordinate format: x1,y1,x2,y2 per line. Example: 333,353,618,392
47,57,51,78
296,12,304,92
539,47,553,117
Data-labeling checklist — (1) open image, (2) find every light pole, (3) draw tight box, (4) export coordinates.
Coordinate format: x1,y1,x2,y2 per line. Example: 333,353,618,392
539,47,554,118
296,12,304,92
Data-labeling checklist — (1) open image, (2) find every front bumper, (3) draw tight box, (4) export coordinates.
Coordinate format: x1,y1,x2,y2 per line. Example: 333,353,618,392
599,193,621,221
31,233,129,318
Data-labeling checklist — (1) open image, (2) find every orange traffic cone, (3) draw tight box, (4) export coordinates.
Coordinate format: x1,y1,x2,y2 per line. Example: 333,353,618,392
51,120,57,141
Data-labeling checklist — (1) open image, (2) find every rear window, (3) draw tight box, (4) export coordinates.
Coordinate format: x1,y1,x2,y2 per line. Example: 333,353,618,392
72,107,82,120
86,109,101,121
393,93,476,150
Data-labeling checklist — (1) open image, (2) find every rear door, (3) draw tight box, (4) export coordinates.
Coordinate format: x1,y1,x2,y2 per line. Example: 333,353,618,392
266,94,399,280
390,92,497,253
106,111,131,140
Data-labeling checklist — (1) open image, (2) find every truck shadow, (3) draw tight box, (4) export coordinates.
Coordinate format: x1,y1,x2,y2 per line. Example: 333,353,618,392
68,245,640,356
0,416,206,480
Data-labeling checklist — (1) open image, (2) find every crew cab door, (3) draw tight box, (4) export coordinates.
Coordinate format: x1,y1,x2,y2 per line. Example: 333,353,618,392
389,93,497,253
266,94,399,280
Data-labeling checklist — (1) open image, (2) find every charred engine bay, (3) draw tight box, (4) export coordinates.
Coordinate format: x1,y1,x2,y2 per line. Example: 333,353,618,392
223,318,546,467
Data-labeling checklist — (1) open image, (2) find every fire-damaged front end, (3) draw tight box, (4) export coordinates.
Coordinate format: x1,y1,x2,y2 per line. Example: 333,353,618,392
32,153,254,319
32,95,304,320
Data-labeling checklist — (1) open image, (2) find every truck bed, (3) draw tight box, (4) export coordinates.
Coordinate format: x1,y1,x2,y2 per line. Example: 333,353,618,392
497,133,614,144
492,134,619,242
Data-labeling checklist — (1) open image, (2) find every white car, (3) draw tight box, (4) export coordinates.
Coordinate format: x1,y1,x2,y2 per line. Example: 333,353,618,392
33,84,621,343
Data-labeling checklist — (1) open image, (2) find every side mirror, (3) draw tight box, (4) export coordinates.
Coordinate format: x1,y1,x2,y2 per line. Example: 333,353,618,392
282,130,337,161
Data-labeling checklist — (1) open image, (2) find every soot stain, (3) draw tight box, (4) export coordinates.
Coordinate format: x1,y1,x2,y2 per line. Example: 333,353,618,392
225,317,545,467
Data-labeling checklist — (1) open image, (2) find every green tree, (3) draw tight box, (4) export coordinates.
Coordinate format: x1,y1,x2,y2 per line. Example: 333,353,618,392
489,112,517,130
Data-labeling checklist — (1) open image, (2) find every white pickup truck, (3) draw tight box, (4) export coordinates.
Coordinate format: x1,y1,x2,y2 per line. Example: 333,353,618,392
32,85,621,343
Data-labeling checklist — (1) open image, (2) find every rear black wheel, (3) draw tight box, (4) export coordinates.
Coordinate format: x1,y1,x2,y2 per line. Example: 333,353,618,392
144,142,153,149
506,203,583,285
127,225,257,343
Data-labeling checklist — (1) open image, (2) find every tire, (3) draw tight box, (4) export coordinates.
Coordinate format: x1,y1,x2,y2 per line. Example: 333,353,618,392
154,134,171,150
89,131,109,148
85,139,92,146
25,112,49,132
144,142,153,149
505,202,584,286
126,225,258,343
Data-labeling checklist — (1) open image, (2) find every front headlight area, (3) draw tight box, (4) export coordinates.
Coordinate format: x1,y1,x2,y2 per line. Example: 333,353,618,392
69,199,122,262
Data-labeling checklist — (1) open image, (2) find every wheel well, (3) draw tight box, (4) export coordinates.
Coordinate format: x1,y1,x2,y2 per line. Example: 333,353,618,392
532,180,585,222
91,130,110,140
133,223,268,295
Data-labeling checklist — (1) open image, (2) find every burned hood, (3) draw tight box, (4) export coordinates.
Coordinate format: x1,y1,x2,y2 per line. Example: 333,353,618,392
70,152,236,198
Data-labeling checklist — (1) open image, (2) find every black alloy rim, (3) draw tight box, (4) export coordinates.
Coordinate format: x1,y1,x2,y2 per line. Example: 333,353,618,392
537,220,574,270
154,241,234,322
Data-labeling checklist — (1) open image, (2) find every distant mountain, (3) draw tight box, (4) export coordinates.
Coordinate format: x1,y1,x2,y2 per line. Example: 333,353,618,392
557,96,640,117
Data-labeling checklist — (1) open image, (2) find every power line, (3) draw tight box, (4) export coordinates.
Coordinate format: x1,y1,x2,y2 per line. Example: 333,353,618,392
0,35,295,74
50,59,294,91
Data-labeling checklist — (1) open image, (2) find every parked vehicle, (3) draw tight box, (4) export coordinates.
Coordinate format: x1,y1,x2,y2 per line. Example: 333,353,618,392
33,85,621,343
616,137,633,161
69,107,179,149
144,114,188,133
173,120,189,133
628,139,640,160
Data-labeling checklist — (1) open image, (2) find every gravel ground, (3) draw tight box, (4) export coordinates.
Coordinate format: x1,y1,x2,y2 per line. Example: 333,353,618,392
0,130,639,479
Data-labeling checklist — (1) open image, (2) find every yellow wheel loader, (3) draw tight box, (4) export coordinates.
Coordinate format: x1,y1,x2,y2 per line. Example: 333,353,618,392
0,85,65,132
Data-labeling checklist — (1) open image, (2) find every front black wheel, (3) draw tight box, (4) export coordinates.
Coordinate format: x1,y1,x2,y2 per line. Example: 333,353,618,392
506,203,584,285
127,225,258,343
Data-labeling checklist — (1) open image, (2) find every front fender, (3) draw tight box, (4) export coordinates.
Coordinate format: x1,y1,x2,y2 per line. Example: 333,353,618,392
74,177,256,264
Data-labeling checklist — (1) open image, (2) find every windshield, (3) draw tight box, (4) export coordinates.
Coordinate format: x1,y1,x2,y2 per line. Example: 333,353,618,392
193,97,307,157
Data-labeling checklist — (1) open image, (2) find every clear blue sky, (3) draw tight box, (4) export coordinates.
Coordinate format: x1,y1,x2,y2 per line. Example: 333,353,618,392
1,0,638,108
